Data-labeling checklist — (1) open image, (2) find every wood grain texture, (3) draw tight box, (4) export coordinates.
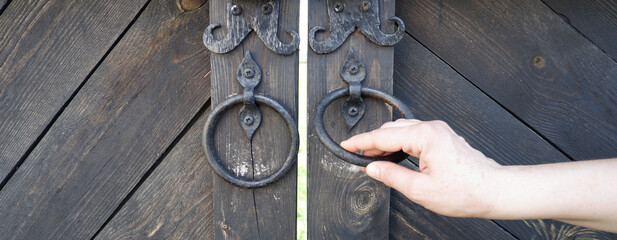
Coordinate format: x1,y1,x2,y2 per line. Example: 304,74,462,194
96,107,214,240
398,0,617,161
209,0,298,239
542,0,617,61
0,0,211,239
0,0,148,182
307,0,396,238
390,22,617,239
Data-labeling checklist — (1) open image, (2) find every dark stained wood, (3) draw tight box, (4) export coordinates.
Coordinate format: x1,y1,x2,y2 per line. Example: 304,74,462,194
0,0,211,239
0,0,149,182
307,0,396,238
542,0,617,61
209,0,298,239
399,0,617,161
96,107,214,240
391,24,617,239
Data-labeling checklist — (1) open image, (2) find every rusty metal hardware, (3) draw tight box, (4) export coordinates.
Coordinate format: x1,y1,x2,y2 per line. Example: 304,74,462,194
203,0,300,55
203,52,299,188
309,0,405,54
313,47,414,166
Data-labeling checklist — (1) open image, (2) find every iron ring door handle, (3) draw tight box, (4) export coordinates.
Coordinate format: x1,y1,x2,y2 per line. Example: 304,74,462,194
203,51,298,189
314,88,414,167
203,94,299,188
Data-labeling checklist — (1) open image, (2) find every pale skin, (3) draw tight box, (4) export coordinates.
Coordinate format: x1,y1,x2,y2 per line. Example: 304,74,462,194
340,119,617,233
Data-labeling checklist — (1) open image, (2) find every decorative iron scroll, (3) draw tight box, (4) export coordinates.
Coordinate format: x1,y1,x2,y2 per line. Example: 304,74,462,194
309,0,405,54
203,0,300,55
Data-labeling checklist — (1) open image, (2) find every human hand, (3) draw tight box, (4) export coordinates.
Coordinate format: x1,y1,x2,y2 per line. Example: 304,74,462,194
340,119,503,218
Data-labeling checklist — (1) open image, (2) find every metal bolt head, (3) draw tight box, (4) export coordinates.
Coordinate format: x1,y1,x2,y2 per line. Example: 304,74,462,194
348,65,359,75
348,107,359,117
230,5,242,16
261,3,273,15
243,68,255,78
244,115,254,125
334,2,344,13
360,1,371,11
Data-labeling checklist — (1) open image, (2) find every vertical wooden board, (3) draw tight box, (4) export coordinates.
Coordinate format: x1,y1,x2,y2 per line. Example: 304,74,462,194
397,0,617,161
308,0,397,238
209,0,298,239
96,107,214,240
0,0,211,239
542,0,617,61
0,0,148,182
390,35,617,238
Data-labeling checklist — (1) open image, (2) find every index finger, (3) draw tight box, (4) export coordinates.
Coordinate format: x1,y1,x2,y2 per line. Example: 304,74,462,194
341,121,423,155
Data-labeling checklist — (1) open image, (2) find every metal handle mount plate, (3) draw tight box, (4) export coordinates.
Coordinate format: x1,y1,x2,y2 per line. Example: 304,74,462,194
314,47,414,167
203,51,299,188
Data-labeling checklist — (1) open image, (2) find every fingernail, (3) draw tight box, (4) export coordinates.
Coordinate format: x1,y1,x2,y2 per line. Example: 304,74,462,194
366,164,380,179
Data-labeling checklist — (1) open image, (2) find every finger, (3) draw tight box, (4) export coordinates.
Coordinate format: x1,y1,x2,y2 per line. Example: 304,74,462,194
362,149,385,157
380,119,422,129
365,161,425,194
341,121,446,159
340,126,413,155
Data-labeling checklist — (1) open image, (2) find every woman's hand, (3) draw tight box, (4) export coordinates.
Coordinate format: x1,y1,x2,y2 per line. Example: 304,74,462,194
341,119,503,218
341,119,617,233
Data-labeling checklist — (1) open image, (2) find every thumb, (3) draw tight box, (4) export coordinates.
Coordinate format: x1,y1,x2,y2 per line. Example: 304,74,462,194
365,161,424,193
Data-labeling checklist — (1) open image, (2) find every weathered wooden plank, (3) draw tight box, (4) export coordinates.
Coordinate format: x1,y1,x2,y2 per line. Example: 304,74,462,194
0,0,211,239
399,0,617,161
307,0,397,238
0,0,149,183
542,0,617,61
391,22,617,239
96,107,214,240
209,0,298,239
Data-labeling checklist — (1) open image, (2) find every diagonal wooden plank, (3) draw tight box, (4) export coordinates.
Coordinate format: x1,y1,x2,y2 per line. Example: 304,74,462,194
399,0,617,161
0,0,210,239
542,0,617,62
0,0,149,183
96,106,214,240
391,24,617,239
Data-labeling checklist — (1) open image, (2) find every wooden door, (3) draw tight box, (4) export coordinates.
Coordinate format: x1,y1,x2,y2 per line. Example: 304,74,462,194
0,0,616,239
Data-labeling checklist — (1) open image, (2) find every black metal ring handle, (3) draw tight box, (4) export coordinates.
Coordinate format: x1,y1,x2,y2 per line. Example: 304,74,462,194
314,87,414,167
203,95,299,188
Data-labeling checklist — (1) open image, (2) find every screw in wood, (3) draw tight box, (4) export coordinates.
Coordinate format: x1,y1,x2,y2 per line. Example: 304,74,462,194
244,115,254,125
334,2,344,13
261,3,273,15
360,1,371,11
243,68,255,78
349,65,359,75
348,107,359,117
230,4,242,16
